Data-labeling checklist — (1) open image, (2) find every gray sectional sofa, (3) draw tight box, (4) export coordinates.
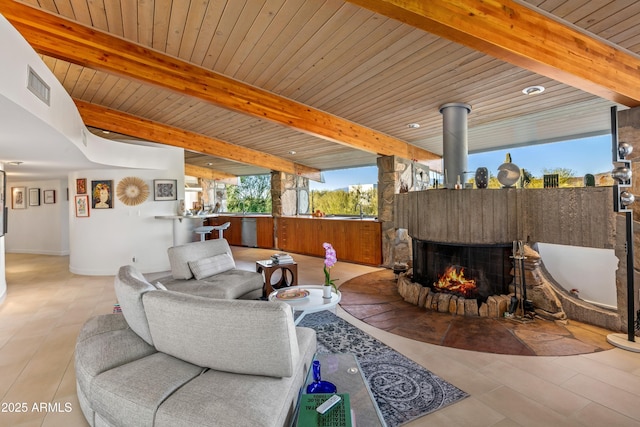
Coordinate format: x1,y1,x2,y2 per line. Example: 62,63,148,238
75,246,317,426
156,238,264,300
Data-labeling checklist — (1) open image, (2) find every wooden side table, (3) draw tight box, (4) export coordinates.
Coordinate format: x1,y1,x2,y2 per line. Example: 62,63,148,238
256,261,298,297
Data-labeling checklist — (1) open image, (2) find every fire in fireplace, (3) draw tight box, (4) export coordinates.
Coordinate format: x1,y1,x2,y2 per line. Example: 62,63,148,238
434,265,477,298
412,240,513,302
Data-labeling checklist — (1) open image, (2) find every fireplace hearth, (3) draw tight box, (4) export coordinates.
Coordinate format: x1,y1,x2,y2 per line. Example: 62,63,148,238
412,240,512,302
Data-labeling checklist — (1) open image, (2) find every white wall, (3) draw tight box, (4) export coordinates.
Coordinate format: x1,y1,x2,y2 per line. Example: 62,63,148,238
68,162,186,275
537,242,618,309
0,14,189,278
4,148,186,276
5,179,69,255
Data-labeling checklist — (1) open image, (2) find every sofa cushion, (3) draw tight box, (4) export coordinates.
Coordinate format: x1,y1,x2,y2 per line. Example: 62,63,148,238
75,314,157,397
168,239,234,280
113,265,156,345
90,352,204,427
156,269,264,299
143,291,299,377
155,328,316,427
188,253,236,280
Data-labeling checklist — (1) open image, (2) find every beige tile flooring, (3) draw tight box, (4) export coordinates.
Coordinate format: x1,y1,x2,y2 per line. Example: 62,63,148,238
0,249,639,427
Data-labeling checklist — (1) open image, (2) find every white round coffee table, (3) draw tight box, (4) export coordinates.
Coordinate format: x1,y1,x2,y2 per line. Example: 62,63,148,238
268,285,341,325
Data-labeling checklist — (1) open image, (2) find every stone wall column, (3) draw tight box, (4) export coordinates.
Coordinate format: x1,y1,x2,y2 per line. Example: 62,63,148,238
271,171,309,248
378,155,414,267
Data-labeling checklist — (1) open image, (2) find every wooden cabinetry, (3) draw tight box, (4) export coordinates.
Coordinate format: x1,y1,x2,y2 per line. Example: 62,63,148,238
256,216,275,248
277,217,381,266
205,216,274,248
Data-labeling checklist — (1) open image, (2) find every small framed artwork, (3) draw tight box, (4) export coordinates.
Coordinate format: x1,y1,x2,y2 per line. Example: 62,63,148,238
76,178,87,194
11,187,26,209
44,190,56,204
75,195,90,217
154,179,177,201
29,188,40,206
91,180,113,209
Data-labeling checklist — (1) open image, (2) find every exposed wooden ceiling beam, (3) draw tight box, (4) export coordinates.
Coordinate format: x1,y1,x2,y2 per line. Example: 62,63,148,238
0,0,440,163
74,100,320,178
184,164,236,181
346,0,640,107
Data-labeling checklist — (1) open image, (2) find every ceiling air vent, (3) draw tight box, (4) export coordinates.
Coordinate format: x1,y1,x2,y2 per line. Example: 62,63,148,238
27,66,50,106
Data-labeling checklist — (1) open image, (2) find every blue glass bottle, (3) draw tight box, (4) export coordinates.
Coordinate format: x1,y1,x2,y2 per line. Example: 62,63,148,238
306,360,337,394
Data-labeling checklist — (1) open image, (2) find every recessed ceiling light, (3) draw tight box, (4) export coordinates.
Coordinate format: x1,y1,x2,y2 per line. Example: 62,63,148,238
407,123,421,129
206,162,213,166
288,150,296,155
522,85,545,95
102,130,111,134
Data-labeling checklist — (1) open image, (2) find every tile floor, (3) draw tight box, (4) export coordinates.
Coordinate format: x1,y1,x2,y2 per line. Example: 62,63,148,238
0,249,639,427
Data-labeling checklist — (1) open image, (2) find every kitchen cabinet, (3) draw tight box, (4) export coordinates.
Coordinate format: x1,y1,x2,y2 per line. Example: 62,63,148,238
205,216,274,248
277,217,381,266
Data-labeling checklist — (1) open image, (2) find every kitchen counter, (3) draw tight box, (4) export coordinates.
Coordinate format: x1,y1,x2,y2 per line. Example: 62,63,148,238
204,215,274,248
154,214,219,222
294,215,378,221
156,214,381,265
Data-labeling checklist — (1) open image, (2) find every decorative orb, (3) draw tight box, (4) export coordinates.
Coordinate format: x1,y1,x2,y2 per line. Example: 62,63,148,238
620,191,635,206
612,166,632,183
497,163,520,187
618,142,633,159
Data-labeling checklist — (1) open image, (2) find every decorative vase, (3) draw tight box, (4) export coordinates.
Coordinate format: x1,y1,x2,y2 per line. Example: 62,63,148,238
322,285,332,299
475,167,488,189
584,173,595,187
306,360,337,394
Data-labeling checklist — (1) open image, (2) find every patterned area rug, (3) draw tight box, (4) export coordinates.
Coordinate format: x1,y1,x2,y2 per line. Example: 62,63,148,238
299,311,468,426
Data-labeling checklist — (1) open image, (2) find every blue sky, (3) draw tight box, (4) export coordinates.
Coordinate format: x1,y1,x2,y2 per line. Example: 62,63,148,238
310,134,613,190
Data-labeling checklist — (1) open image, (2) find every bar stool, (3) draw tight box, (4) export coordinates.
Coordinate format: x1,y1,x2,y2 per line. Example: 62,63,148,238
194,226,214,242
211,221,231,239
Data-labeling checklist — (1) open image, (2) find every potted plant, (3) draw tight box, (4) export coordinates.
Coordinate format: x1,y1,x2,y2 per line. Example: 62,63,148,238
322,242,338,298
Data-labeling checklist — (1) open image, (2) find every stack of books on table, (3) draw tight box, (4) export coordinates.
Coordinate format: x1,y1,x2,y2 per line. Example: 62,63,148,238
271,252,295,264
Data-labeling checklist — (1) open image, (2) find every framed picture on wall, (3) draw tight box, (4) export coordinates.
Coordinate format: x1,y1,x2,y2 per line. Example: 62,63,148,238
76,178,87,194
154,179,177,201
44,190,56,204
12,186,26,209
91,180,113,209
75,195,90,217
29,188,40,206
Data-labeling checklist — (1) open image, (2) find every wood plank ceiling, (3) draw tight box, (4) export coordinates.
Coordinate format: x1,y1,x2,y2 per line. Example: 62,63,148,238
7,0,640,178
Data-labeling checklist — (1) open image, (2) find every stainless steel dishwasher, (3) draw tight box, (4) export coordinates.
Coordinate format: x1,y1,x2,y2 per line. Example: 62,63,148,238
241,217,257,247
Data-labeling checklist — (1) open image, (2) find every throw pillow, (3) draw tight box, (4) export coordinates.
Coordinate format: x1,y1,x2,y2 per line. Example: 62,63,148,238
155,282,168,290
188,253,236,280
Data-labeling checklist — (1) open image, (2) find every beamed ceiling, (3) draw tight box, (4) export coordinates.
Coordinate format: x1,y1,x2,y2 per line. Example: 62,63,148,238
2,0,640,180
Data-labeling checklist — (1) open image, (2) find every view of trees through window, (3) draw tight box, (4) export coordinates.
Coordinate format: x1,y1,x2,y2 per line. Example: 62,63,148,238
311,185,378,216
226,175,272,213
220,135,611,216
222,173,378,216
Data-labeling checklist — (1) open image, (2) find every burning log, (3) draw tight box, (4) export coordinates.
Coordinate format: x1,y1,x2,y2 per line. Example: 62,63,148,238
434,266,478,298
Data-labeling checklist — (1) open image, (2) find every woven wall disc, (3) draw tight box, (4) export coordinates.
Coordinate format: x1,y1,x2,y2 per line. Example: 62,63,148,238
116,177,149,206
